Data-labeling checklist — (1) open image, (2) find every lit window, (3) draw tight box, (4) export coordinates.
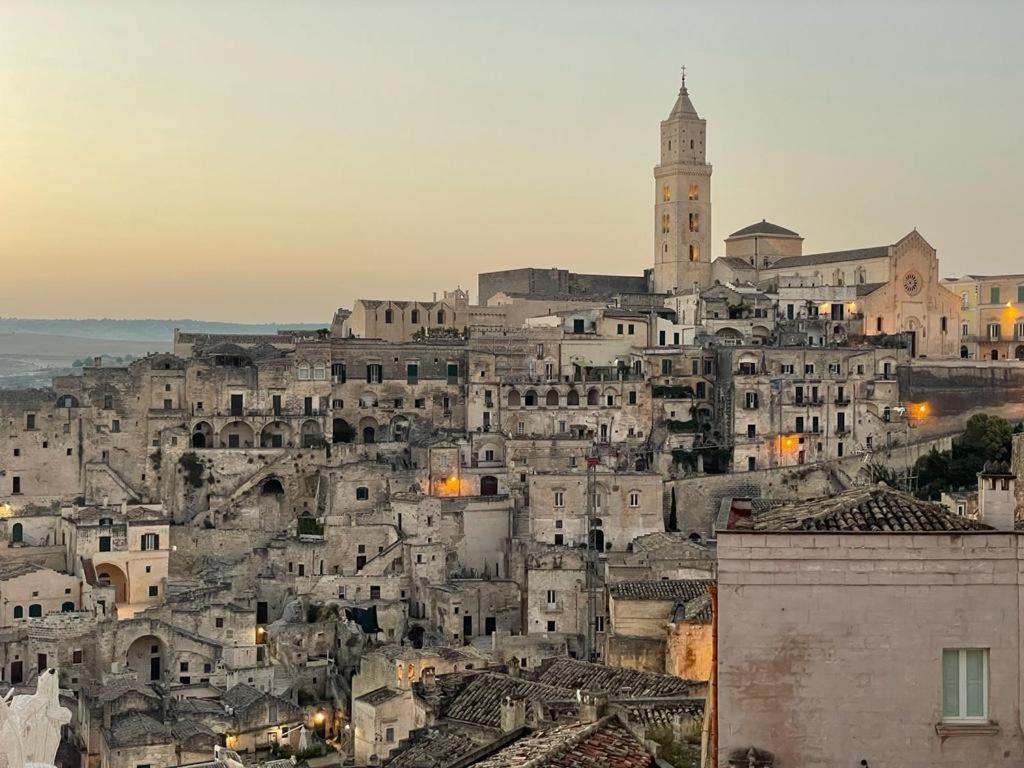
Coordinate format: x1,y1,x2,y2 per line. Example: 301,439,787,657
688,183,698,201
688,213,699,232
662,184,671,202
689,243,699,262
942,648,988,722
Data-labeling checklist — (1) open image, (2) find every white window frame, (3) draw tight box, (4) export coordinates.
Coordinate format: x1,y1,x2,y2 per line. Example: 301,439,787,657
628,491,640,508
942,648,988,723
554,491,564,508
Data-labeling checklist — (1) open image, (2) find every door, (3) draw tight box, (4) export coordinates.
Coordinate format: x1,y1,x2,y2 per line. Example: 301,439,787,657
150,656,161,682
256,601,268,624
480,476,498,496
37,653,47,672
462,615,472,640
273,395,282,416
10,661,22,685
230,394,244,416
485,617,496,635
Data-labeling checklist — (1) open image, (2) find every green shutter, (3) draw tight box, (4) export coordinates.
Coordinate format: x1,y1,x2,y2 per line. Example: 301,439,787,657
1018,285,1024,303
942,649,960,717
965,650,985,717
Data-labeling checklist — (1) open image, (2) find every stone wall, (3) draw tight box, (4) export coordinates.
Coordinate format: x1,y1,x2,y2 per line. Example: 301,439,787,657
717,531,1024,767
478,267,647,304
899,361,1024,438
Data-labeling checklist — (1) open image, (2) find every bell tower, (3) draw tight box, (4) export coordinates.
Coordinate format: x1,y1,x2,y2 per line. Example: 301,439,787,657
653,67,712,294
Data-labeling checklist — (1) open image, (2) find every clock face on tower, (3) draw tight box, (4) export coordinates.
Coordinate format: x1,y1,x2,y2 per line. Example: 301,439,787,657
903,270,922,296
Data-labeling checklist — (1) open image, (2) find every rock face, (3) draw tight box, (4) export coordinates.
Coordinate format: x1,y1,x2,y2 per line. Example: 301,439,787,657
1,668,72,768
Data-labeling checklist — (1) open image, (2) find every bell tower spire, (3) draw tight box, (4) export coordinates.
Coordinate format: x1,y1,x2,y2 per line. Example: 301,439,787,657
652,66,712,294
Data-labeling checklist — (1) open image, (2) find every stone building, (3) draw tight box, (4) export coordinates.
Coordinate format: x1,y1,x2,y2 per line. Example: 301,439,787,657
717,485,1017,767
942,272,1024,360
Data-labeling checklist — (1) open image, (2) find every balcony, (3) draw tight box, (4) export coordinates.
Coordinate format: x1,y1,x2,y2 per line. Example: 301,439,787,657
834,397,851,406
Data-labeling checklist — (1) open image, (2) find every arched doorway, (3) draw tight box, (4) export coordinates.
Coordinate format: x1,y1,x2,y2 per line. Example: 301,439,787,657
191,421,213,449
300,420,323,448
960,346,969,359
1016,345,1024,361
332,418,355,443
587,388,599,406
991,349,999,361
589,524,604,552
480,476,498,497
260,421,292,448
219,421,254,449
11,522,23,543
261,478,284,496
363,426,376,444
95,563,128,604
61,601,75,612
126,635,166,683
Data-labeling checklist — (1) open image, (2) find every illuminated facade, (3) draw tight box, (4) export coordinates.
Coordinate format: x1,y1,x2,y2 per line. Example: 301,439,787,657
942,273,1024,360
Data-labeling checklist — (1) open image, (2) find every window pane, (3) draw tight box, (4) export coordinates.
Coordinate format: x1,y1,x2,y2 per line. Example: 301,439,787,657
965,650,985,717
942,650,960,717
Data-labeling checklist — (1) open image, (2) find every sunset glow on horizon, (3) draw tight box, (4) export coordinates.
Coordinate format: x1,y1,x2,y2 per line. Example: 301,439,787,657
2,0,1021,322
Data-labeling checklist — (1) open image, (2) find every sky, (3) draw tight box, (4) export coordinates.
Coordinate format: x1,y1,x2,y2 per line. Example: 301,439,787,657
2,0,1022,323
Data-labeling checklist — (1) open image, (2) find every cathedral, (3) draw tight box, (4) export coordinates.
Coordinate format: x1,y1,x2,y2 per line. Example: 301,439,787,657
478,69,961,358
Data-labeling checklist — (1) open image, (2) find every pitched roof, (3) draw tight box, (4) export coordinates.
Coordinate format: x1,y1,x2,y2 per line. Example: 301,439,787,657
444,673,572,728
532,659,698,699
607,579,713,602
769,245,890,271
470,716,653,768
222,683,265,712
357,686,405,706
384,726,491,768
105,713,173,747
728,220,801,238
0,562,46,580
745,486,994,532
668,75,699,119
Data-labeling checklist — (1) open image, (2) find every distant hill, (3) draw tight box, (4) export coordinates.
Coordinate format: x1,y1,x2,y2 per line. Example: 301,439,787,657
0,318,325,344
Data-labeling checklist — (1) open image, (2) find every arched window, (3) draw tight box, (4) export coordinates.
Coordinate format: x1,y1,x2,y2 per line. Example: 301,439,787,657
61,601,75,612
437,310,445,325
507,390,521,407
28,604,42,618
384,308,394,324
628,491,641,508
545,390,559,407
11,522,23,543
689,243,699,262
587,388,599,406
13,606,23,619
297,363,311,380
313,364,326,380
566,389,580,406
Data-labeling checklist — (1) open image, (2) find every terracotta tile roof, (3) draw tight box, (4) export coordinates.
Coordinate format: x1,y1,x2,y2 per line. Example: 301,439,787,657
747,486,994,532
384,726,491,768
105,713,173,747
444,673,573,727
618,699,705,728
607,579,712,602
532,659,698,699
470,716,653,768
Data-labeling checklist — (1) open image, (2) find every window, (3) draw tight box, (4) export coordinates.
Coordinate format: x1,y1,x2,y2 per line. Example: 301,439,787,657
103,395,113,409
688,183,698,200
215,617,224,628
407,363,418,385
688,212,699,232
437,310,446,325
689,243,699,261
747,424,756,438
554,533,564,545
73,649,82,664
661,213,670,234
941,316,948,333
747,456,756,471
163,399,172,410
313,364,326,380
386,727,395,743
661,184,671,202
366,364,383,384
628,391,637,405
554,491,564,508
356,486,369,501
546,590,556,605
99,536,111,552
627,324,635,335
616,323,624,335
384,308,394,324
546,620,556,632
28,604,42,618
13,606,23,619
148,586,158,597
141,533,159,551
298,363,311,380
942,648,988,721
111,419,120,433
988,323,1001,341
628,491,640,508
745,392,759,409
370,586,381,600
990,287,1000,304
781,364,794,374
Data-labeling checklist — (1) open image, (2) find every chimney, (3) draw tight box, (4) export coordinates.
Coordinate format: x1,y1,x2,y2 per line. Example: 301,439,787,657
420,667,436,690
978,462,1016,531
102,496,109,509
93,356,102,367
500,696,527,732
578,691,607,723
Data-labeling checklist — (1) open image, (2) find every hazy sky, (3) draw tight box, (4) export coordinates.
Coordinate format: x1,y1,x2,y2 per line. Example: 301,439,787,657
2,1,1022,323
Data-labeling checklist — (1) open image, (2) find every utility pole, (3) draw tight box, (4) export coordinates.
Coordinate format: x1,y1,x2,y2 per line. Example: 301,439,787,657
584,444,600,663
